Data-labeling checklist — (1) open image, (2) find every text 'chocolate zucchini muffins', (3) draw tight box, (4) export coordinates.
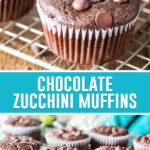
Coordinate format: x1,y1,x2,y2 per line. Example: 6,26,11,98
0,136,41,150
89,126,130,149
45,127,90,150
37,0,140,65
2,116,42,140
0,0,35,22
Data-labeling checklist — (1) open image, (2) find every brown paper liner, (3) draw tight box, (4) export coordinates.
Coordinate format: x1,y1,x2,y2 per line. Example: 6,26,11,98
43,25,134,65
0,0,35,22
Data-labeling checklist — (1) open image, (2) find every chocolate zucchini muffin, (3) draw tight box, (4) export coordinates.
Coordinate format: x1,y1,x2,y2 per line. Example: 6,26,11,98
37,0,140,65
46,146,79,150
0,0,35,22
89,126,130,149
3,116,42,140
133,134,150,150
0,136,41,150
97,146,133,150
45,127,90,150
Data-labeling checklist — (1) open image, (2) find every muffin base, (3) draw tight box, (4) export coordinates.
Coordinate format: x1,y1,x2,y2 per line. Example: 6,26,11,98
0,0,35,22
45,132,91,150
133,139,150,150
2,123,42,140
91,137,129,149
37,2,139,65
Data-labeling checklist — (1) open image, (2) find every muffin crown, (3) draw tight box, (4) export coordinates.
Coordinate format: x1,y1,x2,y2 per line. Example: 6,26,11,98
0,136,41,150
91,126,129,137
38,0,140,28
48,127,89,141
4,116,41,127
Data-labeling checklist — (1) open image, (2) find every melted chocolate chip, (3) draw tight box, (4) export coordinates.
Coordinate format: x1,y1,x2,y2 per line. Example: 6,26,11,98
72,0,90,11
95,12,113,29
91,0,104,4
112,0,128,3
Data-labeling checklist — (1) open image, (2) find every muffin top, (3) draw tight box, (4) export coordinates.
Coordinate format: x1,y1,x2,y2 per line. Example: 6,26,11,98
38,0,140,29
46,146,79,150
135,134,150,146
98,146,133,150
91,125,129,137
0,136,41,150
4,116,41,127
47,127,89,141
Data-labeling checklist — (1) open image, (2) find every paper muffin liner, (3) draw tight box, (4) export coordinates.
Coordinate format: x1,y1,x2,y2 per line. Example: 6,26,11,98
133,138,150,150
45,132,91,150
0,0,35,22
2,122,42,140
89,131,130,148
37,1,139,65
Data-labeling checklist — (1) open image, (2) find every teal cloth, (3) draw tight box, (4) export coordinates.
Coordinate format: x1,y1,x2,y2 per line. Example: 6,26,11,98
99,115,150,135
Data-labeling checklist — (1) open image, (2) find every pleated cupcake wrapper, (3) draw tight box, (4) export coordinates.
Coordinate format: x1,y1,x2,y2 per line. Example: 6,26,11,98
37,2,139,65
133,139,150,150
89,132,130,146
2,123,42,135
45,132,91,148
0,0,35,22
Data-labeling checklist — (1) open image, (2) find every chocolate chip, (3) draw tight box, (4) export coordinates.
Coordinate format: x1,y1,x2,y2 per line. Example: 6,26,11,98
91,0,104,4
72,0,90,11
30,43,42,55
24,66,32,70
112,0,128,4
95,12,113,29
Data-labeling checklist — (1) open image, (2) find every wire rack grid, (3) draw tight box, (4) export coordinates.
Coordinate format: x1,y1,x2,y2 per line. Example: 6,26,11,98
0,1,149,71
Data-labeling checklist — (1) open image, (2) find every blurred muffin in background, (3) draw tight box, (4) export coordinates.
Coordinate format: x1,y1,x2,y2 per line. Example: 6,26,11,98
89,125,130,149
133,134,150,150
45,126,90,150
0,0,35,22
0,136,41,150
2,116,42,140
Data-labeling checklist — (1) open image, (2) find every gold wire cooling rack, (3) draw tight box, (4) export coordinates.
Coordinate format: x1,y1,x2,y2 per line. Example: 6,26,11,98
0,1,149,70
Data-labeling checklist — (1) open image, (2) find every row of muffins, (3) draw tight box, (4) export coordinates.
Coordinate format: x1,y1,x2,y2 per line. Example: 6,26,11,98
1,116,150,150
0,0,141,65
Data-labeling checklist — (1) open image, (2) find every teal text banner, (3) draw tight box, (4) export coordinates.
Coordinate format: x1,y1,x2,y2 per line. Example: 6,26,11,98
0,72,149,113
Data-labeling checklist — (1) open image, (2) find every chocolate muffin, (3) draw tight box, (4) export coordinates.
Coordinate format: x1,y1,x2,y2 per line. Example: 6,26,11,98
89,126,130,149
46,146,79,150
0,136,41,150
96,146,133,150
37,0,140,65
133,134,150,150
2,116,42,140
45,127,90,150
0,0,35,22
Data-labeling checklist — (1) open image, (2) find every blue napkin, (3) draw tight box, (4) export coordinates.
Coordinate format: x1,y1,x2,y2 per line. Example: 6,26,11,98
99,115,150,135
